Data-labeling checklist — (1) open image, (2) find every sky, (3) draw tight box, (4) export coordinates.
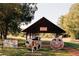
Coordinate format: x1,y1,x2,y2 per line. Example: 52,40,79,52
21,3,73,29
34,3,72,25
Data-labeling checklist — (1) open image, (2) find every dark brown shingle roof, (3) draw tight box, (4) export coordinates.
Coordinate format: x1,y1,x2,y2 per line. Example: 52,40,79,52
22,17,65,34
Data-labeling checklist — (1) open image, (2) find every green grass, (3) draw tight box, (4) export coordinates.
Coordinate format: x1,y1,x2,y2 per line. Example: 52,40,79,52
18,40,26,48
2,48,29,56
64,42,79,50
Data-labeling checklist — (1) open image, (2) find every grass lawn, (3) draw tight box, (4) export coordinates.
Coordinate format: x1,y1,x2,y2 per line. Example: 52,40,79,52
0,39,79,56
1,47,70,56
64,42,79,50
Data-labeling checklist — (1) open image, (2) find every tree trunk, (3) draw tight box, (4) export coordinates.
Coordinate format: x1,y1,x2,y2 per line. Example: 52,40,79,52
1,32,2,39
3,34,7,39
0,32,2,39
3,24,8,39
3,29,7,39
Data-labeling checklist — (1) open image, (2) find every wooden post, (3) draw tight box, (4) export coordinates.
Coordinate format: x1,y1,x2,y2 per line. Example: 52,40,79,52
29,33,32,39
26,32,27,40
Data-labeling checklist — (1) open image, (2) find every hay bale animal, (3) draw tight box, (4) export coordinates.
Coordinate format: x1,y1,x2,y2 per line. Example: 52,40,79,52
25,37,41,52
50,36,64,50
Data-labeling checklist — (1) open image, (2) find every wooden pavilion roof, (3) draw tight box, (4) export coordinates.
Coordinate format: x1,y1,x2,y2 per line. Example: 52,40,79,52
22,17,65,34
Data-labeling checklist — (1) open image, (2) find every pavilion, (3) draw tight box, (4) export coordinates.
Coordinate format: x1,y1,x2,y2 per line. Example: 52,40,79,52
22,17,65,39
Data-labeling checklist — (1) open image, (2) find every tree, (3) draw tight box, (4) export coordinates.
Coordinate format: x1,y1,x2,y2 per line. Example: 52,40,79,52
59,3,79,38
0,11,5,39
0,3,38,39
0,3,22,39
20,3,37,24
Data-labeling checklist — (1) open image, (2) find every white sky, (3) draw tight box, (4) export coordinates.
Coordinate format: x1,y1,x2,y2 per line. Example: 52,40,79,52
34,3,72,25
21,3,73,29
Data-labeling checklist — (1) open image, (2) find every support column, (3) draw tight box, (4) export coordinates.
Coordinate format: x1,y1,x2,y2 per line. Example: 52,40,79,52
26,32,27,40
29,33,32,39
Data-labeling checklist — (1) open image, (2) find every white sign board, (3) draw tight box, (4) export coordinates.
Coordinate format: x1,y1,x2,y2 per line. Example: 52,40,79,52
40,27,47,31
3,40,18,48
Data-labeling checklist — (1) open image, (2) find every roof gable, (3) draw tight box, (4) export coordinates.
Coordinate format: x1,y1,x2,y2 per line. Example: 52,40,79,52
22,17,65,34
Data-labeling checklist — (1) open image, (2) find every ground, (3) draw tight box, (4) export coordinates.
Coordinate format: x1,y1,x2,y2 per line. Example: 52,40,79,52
0,37,79,56
64,47,79,56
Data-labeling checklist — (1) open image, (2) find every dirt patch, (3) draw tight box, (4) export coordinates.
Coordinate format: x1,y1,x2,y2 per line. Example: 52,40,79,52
64,47,79,56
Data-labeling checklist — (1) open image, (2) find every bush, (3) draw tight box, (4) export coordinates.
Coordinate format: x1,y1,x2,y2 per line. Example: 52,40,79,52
75,34,79,39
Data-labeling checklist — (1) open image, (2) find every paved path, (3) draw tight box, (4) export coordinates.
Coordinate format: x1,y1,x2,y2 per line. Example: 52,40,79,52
64,47,79,56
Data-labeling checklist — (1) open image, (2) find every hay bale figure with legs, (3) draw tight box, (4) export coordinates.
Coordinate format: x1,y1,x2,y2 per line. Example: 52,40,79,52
25,37,41,52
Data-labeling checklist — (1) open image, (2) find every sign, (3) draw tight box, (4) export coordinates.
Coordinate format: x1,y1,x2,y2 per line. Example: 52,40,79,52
40,27,47,31
3,40,18,48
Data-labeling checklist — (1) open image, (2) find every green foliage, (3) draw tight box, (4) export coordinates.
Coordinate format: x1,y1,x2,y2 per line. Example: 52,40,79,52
0,3,38,39
75,33,79,39
20,3,37,23
0,3,21,39
59,3,79,38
